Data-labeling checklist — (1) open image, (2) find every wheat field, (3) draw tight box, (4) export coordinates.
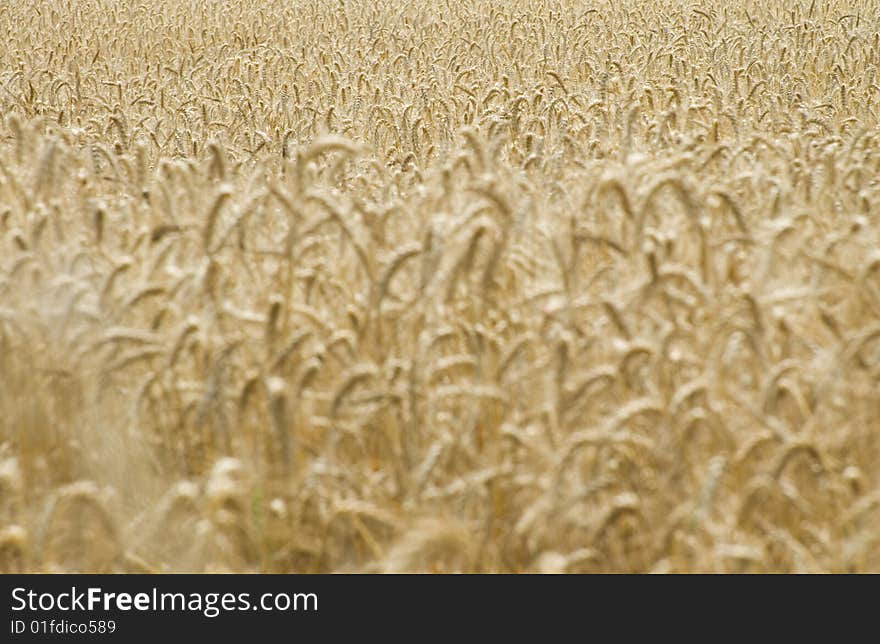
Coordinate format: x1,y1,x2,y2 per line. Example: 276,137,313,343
0,0,878,573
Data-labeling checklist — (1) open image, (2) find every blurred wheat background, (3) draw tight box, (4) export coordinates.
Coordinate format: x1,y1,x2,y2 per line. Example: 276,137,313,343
1,0,879,572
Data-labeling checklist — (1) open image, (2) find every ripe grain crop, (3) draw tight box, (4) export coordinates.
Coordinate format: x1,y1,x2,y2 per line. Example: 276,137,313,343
1,0,879,573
